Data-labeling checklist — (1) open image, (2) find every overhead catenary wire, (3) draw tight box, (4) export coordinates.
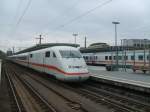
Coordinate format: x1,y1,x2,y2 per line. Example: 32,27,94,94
12,0,32,34
54,0,113,30
12,0,24,25
43,0,81,30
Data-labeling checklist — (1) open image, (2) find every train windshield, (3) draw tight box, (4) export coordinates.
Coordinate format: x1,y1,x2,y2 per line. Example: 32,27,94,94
60,50,82,58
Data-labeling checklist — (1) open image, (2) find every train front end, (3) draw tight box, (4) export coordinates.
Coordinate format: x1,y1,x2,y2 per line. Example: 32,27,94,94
58,48,90,82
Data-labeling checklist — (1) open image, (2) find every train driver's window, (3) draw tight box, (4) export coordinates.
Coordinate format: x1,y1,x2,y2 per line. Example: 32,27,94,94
53,52,56,58
45,51,50,57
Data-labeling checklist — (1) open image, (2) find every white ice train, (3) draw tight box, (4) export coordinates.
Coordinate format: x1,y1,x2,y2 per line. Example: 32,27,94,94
82,50,150,67
9,46,89,82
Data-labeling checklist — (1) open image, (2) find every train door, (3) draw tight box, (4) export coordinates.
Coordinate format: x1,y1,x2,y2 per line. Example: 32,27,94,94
27,53,29,67
44,51,51,74
29,53,33,68
42,52,45,73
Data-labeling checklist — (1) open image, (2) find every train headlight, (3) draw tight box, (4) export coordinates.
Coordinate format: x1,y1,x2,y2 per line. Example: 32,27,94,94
68,66,83,69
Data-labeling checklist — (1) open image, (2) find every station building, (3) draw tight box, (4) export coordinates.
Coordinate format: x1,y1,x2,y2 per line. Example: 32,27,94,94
122,39,150,48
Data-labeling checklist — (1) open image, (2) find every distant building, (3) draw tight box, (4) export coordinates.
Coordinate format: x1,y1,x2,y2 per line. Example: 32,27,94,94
122,39,150,48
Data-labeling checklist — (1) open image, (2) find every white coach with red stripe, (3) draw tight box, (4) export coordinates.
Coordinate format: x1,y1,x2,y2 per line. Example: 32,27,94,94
9,46,90,82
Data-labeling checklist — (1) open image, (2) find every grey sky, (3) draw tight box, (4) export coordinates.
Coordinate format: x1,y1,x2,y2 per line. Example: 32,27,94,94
0,0,150,52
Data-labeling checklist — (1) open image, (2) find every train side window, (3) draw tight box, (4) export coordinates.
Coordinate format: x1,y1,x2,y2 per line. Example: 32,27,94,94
53,52,56,58
86,56,88,60
105,56,108,60
125,56,128,60
131,56,135,60
147,55,150,60
109,56,112,60
118,56,122,60
45,51,50,57
138,55,143,60
114,56,116,60
96,56,97,60
90,56,92,60
30,54,33,58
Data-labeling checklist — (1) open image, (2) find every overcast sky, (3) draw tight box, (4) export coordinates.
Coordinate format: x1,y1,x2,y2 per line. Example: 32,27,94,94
0,0,150,52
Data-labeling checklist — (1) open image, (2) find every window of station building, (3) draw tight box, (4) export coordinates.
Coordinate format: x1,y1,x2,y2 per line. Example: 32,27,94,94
30,54,33,58
45,51,50,57
105,56,108,60
138,55,143,60
109,56,112,60
53,52,56,58
131,56,135,60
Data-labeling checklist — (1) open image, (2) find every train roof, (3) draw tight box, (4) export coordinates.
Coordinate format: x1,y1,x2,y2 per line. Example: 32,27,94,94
15,43,80,54
30,46,79,54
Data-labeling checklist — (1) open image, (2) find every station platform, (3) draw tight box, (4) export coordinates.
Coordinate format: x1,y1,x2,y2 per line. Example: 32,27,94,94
88,66,150,93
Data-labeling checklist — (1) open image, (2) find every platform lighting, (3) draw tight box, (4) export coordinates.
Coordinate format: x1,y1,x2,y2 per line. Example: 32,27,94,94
112,21,120,71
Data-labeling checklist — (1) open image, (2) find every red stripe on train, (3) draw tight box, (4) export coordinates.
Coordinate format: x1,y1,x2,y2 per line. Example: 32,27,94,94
16,60,89,76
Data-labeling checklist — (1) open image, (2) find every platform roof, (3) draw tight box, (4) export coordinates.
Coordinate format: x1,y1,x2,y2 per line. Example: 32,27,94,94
15,43,80,54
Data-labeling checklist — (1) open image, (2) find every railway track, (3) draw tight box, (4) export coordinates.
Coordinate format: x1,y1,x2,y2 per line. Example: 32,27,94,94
2,64,25,112
45,77,150,112
84,81,150,110
75,84,150,112
4,61,150,112
4,63,57,112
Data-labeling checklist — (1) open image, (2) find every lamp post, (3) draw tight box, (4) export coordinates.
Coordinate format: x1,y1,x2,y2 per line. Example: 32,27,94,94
112,21,120,71
144,39,147,67
73,33,78,44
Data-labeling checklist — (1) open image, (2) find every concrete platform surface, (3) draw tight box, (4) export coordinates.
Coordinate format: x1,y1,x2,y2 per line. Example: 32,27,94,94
88,66,150,92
